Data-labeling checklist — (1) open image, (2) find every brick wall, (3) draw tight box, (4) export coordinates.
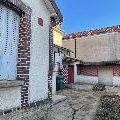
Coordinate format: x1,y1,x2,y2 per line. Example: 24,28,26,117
113,65,120,76
48,18,54,99
62,65,68,83
77,65,98,76
77,64,120,77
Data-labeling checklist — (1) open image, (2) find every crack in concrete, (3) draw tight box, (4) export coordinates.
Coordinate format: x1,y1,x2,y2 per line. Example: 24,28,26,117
69,104,85,120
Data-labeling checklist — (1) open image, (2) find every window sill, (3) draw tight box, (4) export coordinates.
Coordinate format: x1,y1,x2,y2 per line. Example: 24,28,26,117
0,80,24,89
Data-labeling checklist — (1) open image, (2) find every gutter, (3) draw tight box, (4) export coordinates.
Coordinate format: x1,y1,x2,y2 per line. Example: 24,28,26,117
49,0,63,23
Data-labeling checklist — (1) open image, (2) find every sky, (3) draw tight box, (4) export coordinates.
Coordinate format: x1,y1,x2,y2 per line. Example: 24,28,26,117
56,0,120,34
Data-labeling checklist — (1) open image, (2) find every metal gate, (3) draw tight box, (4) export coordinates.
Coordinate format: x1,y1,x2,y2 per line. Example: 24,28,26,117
0,5,20,80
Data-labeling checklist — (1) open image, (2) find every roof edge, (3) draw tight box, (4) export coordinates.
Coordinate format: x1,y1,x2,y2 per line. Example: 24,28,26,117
49,0,63,23
63,25,120,40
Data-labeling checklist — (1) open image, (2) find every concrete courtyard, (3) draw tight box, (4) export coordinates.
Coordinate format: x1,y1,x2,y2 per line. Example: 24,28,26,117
1,84,120,120
51,86,102,120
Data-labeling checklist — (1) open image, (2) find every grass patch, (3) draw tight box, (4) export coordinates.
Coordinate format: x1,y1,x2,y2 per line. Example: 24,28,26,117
94,95,120,120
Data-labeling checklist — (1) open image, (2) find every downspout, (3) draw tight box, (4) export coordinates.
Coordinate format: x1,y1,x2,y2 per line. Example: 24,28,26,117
75,39,77,58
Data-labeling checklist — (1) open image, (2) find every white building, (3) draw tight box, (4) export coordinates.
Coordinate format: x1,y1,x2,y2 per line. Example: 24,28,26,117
0,0,62,115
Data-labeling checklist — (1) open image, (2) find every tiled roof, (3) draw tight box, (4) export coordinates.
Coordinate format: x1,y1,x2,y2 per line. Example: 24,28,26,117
63,25,120,40
50,0,63,22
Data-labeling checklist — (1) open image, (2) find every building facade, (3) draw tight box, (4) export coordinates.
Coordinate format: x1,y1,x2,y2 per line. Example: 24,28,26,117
63,25,120,86
52,25,75,94
0,0,62,115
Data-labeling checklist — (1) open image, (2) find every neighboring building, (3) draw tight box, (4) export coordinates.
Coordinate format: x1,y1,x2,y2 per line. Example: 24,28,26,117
53,25,64,47
52,25,77,94
63,25,120,86
0,0,62,115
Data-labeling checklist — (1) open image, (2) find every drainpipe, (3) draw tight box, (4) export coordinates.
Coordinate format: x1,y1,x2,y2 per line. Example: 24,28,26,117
75,39,77,58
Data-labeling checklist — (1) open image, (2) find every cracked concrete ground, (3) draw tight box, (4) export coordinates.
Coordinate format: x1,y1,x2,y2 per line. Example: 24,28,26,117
2,85,119,120
50,88,103,120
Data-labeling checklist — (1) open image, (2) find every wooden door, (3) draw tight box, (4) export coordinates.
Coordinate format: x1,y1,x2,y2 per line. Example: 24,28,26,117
68,65,74,83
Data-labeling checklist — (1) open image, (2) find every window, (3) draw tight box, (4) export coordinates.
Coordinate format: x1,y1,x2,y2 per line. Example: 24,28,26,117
0,5,20,80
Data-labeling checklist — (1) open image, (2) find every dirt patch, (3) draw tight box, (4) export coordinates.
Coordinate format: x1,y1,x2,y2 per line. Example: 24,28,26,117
94,94,120,120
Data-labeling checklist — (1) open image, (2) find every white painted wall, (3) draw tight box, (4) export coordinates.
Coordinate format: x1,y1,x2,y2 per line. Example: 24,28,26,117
52,63,59,95
52,52,64,95
54,53,63,66
113,76,120,86
75,75,98,84
0,0,52,110
0,87,21,110
74,62,79,83
98,66,113,86
28,0,50,102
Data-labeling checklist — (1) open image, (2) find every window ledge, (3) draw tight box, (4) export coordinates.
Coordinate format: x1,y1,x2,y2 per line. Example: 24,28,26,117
0,80,24,89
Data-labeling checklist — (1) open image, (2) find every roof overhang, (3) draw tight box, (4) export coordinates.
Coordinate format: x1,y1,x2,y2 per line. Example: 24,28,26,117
64,57,82,63
43,0,63,23
79,60,120,65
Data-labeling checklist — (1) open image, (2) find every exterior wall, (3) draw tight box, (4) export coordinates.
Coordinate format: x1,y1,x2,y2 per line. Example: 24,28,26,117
62,65,68,84
63,32,120,62
52,63,59,95
113,77,120,86
0,0,32,110
75,64,98,84
75,75,98,84
0,87,21,110
0,0,60,114
98,66,113,86
63,39,75,58
52,52,64,95
53,25,63,47
76,32,116,62
28,0,50,102
75,64,120,86
113,65,120,86
77,65,98,76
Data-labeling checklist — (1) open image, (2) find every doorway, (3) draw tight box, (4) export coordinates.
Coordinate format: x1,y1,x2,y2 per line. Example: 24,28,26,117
68,65,74,83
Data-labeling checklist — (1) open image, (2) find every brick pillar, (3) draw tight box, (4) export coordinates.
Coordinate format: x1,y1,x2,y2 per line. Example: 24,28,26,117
48,18,54,100
17,12,32,107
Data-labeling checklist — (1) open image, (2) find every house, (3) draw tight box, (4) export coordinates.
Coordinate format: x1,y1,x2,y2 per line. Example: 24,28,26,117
0,0,62,115
63,25,120,86
52,25,77,94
